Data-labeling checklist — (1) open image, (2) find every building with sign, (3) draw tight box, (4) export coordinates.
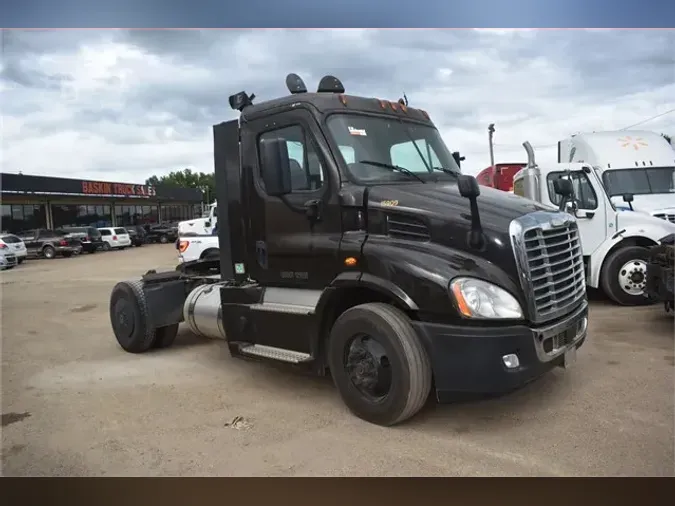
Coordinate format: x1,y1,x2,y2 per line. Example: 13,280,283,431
1,172,204,233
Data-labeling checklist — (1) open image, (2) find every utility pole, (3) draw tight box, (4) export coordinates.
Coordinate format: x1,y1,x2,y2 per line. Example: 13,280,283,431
488,123,496,169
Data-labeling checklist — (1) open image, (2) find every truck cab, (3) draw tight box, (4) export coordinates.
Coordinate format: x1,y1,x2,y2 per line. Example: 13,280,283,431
178,202,218,236
514,145,675,306
109,74,589,427
558,130,675,222
476,163,527,192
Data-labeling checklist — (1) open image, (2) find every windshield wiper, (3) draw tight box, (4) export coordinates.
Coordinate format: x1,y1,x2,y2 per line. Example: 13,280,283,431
430,166,459,176
358,160,426,183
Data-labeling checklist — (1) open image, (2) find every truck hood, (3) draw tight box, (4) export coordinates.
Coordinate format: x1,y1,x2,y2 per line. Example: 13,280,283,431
363,181,561,279
611,193,675,215
615,208,675,235
178,217,208,234
366,181,553,233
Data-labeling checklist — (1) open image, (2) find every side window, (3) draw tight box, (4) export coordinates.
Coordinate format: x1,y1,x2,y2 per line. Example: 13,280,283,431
513,178,525,197
547,172,598,210
339,145,356,164
212,207,218,218
100,229,111,236
258,125,325,193
390,139,441,173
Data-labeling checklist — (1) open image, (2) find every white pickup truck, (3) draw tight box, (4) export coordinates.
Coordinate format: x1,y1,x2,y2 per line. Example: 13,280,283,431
176,234,220,264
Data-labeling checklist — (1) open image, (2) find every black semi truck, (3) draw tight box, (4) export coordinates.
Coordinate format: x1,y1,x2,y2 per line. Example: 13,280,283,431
109,74,588,426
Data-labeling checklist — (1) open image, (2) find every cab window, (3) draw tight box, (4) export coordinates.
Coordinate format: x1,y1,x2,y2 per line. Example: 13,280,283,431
547,171,598,210
258,125,325,193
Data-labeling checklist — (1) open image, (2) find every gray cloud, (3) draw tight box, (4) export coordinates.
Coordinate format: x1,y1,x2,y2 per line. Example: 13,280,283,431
1,29,673,183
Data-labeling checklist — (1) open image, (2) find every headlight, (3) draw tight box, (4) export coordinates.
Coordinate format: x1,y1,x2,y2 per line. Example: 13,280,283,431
450,277,523,320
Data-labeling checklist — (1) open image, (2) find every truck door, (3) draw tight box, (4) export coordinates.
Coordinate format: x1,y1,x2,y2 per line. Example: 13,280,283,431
545,168,609,255
241,107,343,290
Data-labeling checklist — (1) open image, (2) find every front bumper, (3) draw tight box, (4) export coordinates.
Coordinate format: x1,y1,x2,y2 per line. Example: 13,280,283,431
0,254,18,268
412,301,588,401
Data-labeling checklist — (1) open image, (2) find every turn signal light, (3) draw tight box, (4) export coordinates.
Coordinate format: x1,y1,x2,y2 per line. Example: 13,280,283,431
179,240,190,253
344,257,358,267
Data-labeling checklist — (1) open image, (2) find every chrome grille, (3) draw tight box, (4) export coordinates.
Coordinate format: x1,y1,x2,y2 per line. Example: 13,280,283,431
510,211,587,323
652,213,675,223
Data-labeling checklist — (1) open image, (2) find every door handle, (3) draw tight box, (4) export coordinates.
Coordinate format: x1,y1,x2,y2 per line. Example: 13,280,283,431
304,199,322,222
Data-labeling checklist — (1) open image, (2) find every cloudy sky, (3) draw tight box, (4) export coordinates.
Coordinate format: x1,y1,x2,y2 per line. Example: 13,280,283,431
1,29,673,183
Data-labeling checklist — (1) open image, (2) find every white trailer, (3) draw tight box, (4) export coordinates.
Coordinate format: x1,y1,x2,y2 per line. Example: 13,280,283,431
514,141,675,306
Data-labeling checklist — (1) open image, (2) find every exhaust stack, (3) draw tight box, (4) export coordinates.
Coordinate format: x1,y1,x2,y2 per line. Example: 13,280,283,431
521,141,542,203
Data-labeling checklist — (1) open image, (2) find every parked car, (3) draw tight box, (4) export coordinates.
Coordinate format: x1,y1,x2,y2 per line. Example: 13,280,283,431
58,226,106,254
98,227,132,251
126,225,147,247
0,233,28,264
16,229,82,259
144,223,178,244
0,242,19,270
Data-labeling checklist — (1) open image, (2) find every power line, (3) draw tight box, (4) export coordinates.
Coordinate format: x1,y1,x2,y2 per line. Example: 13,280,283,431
619,108,675,130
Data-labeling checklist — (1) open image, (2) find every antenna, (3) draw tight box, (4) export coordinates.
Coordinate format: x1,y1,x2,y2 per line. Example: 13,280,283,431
403,92,409,106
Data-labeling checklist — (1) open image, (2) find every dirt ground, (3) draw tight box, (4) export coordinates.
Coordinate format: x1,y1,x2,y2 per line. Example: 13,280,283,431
1,245,673,476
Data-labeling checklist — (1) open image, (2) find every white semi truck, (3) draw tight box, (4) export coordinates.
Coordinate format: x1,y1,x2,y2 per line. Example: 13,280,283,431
178,202,218,236
557,130,675,221
513,141,675,306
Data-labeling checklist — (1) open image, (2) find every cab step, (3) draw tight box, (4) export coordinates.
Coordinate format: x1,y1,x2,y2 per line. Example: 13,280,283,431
239,344,312,363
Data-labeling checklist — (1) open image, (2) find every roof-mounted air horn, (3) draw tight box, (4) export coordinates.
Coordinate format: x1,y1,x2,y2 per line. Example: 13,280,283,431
285,73,308,94
317,75,345,94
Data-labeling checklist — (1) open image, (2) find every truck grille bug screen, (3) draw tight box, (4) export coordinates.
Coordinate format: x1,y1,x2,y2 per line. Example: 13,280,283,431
511,213,587,323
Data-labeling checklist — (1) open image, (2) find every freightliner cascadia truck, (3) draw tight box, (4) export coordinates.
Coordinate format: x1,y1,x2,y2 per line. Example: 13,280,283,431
108,74,589,426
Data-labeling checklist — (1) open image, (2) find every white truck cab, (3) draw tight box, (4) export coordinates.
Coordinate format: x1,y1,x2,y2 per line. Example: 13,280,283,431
178,202,218,236
558,130,675,222
514,141,675,306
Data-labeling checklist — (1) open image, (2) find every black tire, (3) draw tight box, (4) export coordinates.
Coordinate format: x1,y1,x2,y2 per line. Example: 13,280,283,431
601,245,653,306
18,258,25,264
152,324,179,349
327,302,432,426
109,280,159,353
159,234,169,244
89,249,96,254
201,248,220,261
102,242,111,251
42,246,56,259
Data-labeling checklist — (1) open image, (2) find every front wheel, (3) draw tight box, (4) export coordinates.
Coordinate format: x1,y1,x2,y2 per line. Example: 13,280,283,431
327,302,432,426
18,258,25,264
159,234,169,244
102,242,111,251
601,246,654,306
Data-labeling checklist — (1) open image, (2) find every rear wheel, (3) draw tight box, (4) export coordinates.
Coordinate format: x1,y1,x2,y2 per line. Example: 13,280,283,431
109,280,159,353
159,234,169,244
601,246,654,306
327,302,432,426
102,242,111,251
42,246,56,259
201,248,220,261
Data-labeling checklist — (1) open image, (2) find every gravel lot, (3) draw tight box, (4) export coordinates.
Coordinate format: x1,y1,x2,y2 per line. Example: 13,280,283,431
1,245,673,476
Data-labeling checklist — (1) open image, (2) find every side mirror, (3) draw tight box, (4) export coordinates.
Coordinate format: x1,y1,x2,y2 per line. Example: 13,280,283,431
260,138,292,197
457,174,481,199
553,178,574,198
622,193,634,211
452,151,465,168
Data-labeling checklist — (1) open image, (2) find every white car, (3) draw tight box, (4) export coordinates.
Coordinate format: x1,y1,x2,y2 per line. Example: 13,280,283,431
98,227,132,251
0,233,28,264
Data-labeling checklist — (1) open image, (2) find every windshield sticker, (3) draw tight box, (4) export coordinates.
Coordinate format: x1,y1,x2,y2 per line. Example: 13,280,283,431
348,126,367,137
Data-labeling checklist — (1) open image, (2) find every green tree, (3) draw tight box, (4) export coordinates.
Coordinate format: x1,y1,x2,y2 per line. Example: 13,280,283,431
145,168,216,204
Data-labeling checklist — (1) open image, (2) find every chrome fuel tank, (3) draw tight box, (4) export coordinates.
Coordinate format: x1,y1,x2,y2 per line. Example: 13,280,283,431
183,283,227,340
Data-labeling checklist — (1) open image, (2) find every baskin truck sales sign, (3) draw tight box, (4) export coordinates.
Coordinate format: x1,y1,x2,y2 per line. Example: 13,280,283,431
81,181,156,197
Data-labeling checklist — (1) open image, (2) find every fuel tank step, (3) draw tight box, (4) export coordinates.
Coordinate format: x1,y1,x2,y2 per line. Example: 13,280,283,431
249,302,314,315
239,344,312,363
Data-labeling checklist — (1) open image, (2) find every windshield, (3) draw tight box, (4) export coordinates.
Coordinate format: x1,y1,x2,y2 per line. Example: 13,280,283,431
326,114,460,184
602,167,675,197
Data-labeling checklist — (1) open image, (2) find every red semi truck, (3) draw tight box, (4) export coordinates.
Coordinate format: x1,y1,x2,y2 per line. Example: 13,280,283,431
475,163,526,192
